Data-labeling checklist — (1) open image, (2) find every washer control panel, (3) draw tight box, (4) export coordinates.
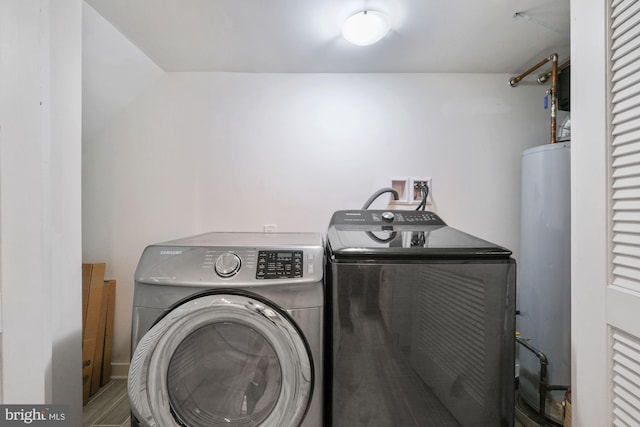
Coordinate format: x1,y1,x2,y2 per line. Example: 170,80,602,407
330,210,446,226
256,250,303,279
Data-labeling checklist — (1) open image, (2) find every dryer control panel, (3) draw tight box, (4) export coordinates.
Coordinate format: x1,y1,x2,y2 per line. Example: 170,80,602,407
256,250,303,279
135,232,324,287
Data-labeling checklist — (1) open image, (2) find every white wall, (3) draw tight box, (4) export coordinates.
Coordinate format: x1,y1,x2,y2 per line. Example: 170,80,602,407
0,0,82,424
82,2,164,140
83,71,550,368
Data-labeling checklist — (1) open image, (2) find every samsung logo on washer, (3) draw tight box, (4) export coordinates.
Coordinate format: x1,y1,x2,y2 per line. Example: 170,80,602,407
160,250,183,255
344,212,365,222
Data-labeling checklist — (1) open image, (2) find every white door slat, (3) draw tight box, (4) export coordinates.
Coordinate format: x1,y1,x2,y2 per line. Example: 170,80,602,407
612,151,640,167
612,330,640,424
612,0,635,19
613,107,640,126
612,175,640,188
613,211,640,222
613,233,640,245
613,222,640,235
612,69,640,93
613,275,640,291
612,89,640,115
613,78,640,104
612,128,640,146
612,70,640,93
613,255,640,270
613,244,640,258
612,2,640,34
612,140,640,156
612,187,640,199
612,21,640,56
612,45,640,75
613,164,640,179
613,363,640,388
613,199,640,210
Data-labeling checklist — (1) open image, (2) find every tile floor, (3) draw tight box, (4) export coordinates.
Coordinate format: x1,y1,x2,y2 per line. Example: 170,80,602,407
83,378,529,427
83,379,131,427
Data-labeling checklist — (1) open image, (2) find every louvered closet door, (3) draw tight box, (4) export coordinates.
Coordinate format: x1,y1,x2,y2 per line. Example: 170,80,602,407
609,0,640,424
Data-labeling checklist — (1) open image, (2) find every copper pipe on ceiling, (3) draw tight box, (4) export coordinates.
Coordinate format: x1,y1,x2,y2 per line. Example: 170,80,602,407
508,55,555,88
509,53,560,144
537,59,570,84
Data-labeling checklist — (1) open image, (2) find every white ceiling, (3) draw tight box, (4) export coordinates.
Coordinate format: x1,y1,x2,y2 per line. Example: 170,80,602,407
84,0,570,74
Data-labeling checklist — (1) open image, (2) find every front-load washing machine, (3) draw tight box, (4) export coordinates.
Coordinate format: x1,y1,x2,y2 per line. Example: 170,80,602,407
128,232,324,427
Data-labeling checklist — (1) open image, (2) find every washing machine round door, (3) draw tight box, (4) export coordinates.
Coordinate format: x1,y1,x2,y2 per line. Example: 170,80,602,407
128,293,313,427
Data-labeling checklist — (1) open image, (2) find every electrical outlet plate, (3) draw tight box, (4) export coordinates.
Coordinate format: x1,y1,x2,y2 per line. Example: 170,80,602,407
410,177,432,205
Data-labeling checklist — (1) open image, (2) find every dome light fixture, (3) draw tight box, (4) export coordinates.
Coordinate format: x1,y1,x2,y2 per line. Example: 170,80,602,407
342,10,389,46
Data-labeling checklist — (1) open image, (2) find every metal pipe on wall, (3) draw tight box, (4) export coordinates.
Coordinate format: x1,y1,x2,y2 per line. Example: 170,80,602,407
537,59,571,84
509,53,560,144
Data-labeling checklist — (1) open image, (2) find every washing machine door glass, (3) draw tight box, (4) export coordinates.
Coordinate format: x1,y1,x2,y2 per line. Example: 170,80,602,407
128,293,313,427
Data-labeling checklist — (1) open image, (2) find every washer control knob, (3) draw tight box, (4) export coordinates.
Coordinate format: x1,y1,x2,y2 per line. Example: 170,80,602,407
381,211,395,222
215,252,241,278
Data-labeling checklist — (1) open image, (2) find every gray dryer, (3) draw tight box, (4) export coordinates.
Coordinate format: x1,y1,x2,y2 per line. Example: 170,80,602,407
128,232,324,427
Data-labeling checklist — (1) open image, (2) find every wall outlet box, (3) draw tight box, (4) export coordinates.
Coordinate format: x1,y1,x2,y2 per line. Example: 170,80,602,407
410,177,432,205
389,177,410,203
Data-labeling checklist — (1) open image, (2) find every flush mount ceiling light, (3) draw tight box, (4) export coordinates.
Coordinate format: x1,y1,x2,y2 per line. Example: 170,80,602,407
342,10,390,46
